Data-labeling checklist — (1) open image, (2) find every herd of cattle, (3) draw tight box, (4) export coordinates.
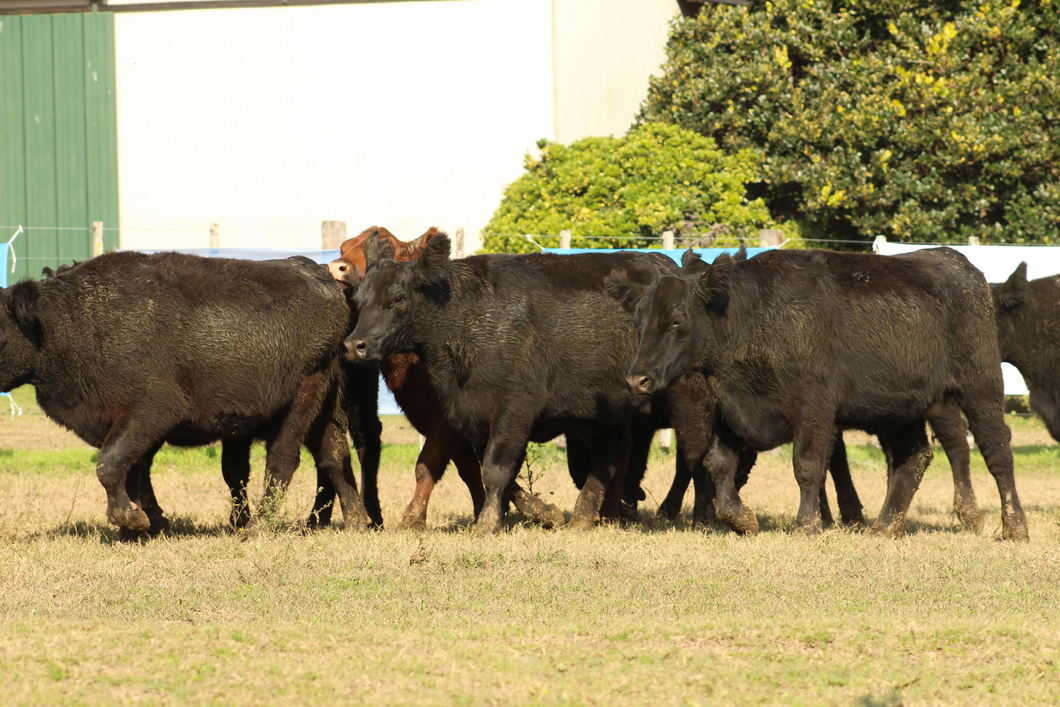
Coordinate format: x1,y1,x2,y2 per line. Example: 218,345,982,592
0,225,1055,541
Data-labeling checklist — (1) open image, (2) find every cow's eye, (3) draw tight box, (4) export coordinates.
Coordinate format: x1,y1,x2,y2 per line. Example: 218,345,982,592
670,318,682,331
393,294,405,305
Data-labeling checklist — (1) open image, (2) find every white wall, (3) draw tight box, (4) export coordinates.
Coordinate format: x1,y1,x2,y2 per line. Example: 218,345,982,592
552,0,676,143
114,0,555,252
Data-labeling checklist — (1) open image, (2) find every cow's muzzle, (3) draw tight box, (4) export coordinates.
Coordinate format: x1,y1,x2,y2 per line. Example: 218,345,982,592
344,337,373,362
626,373,655,396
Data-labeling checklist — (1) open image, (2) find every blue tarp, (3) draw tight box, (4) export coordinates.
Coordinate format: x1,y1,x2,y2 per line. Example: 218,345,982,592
540,246,774,263
0,241,9,288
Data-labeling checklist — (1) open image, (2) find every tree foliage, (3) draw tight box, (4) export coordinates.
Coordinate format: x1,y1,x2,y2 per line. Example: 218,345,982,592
640,0,1060,245
481,122,778,253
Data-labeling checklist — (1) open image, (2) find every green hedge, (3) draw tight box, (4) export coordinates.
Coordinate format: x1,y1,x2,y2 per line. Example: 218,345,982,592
640,0,1060,245
481,122,780,253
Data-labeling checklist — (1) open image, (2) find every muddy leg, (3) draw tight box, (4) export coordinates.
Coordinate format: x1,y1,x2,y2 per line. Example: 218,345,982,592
869,421,933,538
120,445,168,540
706,429,758,535
97,433,156,535
792,423,834,534
928,402,983,532
963,398,1028,541
568,427,627,531
476,423,531,535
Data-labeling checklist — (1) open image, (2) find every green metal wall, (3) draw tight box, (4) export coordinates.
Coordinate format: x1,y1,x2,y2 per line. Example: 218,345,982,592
0,12,119,282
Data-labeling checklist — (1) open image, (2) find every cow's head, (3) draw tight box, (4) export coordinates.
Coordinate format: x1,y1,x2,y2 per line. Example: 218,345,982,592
0,279,45,391
608,249,735,395
328,226,443,289
343,232,452,363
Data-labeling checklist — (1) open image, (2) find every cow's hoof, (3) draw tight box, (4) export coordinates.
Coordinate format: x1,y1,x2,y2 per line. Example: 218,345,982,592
397,517,427,532
148,515,170,537
868,519,905,538
954,505,985,533
109,505,151,534
1001,521,1030,542
794,521,823,536
724,508,759,535
566,516,597,532
657,500,682,520
474,507,503,534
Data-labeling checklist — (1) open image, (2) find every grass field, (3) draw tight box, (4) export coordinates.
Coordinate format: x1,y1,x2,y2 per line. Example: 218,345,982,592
1,386,1059,706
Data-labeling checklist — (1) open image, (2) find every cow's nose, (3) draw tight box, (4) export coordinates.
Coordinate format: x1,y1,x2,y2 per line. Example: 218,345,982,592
328,260,349,280
626,374,654,395
345,338,370,360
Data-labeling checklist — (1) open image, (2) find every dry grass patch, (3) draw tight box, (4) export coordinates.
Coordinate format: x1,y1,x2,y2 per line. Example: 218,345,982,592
1,393,1059,705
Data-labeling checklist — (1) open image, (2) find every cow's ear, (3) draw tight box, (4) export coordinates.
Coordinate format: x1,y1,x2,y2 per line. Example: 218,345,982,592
681,249,708,273
8,279,44,345
415,232,451,285
994,262,1028,311
692,252,734,313
364,230,397,265
734,244,749,262
401,227,441,261
605,270,646,312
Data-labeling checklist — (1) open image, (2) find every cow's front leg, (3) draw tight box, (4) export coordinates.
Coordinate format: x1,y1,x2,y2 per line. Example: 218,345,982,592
705,433,758,535
476,422,531,535
791,423,835,534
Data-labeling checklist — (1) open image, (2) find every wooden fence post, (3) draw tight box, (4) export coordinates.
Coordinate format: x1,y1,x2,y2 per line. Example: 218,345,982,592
968,236,980,246
322,221,346,250
453,227,466,259
758,228,783,247
560,229,572,249
662,230,674,249
92,221,104,257
209,223,220,249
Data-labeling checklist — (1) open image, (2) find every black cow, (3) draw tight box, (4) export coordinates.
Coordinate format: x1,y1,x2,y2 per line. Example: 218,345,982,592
345,234,678,533
0,251,373,536
926,262,1059,532
611,247,1029,540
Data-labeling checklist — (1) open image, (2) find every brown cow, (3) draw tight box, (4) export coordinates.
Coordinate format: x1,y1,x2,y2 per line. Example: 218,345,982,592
327,226,563,529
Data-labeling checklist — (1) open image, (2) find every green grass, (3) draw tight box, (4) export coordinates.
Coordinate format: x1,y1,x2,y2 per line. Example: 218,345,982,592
1,407,1060,705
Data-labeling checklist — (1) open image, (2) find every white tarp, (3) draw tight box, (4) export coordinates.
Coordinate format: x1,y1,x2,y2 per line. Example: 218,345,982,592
872,239,1060,396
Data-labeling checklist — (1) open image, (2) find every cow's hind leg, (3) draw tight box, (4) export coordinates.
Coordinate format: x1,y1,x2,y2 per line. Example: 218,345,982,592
657,446,692,520
828,430,864,526
257,372,333,525
222,437,254,529
345,363,383,528
962,398,1029,541
568,426,628,531
927,402,983,532
120,444,168,540
869,421,932,538
396,419,464,530
305,394,372,531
